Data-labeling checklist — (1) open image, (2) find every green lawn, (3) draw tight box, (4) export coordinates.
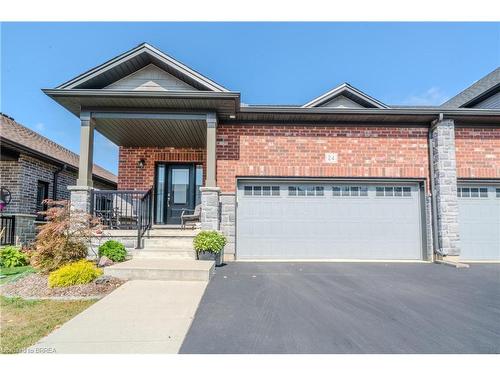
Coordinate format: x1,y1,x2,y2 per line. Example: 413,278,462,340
0,296,96,354
0,266,36,285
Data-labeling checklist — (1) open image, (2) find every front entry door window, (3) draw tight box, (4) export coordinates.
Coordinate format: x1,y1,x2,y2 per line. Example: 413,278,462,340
155,164,198,225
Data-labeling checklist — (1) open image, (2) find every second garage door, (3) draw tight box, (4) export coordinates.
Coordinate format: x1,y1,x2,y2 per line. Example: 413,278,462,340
458,185,500,261
237,181,424,260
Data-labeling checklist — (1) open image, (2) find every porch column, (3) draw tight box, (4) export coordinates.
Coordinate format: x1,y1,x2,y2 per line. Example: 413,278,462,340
201,113,220,230
76,111,95,187
205,113,217,187
430,117,461,260
70,111,94,214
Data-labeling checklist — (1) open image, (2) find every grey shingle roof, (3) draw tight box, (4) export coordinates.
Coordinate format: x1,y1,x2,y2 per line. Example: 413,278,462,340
0,113,117,185
441,67,500,108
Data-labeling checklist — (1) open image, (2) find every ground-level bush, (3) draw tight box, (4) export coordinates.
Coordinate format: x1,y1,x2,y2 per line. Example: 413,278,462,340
48,260,103,288
31,200,101,273
0,246,28,268
98,240,127,262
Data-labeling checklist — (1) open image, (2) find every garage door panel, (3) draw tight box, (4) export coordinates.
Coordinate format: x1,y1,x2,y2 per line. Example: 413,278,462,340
237,181,423,260
458,185,500,261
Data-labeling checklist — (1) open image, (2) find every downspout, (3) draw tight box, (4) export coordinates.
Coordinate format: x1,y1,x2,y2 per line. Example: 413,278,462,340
53,164,67,200
428,113,444,257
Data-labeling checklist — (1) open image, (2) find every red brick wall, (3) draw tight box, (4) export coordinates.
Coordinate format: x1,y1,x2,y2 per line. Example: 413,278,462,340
118,146,206,190
216,125,430,193
455,127,500,179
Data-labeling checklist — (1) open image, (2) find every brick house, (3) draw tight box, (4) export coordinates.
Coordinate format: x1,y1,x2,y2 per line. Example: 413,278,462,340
0,114,117,245
44,43,500,263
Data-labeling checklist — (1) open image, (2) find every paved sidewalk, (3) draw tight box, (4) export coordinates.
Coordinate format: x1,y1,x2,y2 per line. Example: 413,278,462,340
31,280,207,353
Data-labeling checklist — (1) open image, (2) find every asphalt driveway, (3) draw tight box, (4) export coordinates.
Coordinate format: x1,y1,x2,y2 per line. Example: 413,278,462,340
180,262,500,354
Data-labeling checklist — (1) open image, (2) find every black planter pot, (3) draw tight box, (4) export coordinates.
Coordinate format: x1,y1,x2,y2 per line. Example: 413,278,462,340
198,251,222,266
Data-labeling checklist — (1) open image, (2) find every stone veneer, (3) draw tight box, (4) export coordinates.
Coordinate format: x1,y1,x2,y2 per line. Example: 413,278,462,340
430,119,461,257
200,187,220,231
220,193,236,261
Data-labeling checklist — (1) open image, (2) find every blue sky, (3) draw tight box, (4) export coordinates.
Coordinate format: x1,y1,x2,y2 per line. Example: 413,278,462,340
2,22,499,175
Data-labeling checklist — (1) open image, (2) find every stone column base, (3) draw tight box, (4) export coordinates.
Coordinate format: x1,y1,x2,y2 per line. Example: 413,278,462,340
435,254,469,268
200,187,220,231
68,185,93,213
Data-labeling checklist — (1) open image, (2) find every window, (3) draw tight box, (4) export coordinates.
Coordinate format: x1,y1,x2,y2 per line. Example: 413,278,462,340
245,185,280,196
457,187,489,198
288,186,324,197
333,186,368,197
376,186,411,197
497,188,500,198
195,165,203,206
36,180,49,220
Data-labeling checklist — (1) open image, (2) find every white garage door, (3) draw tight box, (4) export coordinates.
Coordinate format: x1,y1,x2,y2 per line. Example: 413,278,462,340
458,185,500,261
236,181,424,260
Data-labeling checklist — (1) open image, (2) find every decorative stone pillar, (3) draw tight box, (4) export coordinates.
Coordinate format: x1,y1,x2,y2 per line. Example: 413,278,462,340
430,118,461,259
220,193,236,261
200,187,220,230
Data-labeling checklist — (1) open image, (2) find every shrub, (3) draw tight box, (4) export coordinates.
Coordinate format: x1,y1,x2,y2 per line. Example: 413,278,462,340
0,246,28,268
31,200,101,273
98,240,127,262
193,230,227,256
48,260,103,288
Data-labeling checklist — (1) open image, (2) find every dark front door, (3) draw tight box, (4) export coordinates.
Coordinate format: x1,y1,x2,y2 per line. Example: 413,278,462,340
155,164,196,225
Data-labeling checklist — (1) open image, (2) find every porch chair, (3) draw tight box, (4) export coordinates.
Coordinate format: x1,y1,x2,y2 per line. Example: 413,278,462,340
181,204,201,229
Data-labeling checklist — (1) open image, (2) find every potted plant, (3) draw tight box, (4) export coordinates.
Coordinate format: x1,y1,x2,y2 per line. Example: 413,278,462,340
193,230,227,266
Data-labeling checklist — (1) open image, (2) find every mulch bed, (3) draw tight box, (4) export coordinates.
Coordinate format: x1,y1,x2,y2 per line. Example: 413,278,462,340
0,273,125,300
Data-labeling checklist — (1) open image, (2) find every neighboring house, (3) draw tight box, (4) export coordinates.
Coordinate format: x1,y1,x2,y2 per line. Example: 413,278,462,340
0,114,117,245
43,43,500,262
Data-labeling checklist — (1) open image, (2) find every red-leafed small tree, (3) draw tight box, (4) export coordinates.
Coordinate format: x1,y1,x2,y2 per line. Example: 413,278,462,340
30,199,102,273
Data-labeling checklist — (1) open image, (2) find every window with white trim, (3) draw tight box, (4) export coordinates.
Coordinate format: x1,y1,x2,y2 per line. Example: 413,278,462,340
288,186,324,197
332,186,368,197
375,186,411,197
457,187,488,198
244,186,280,196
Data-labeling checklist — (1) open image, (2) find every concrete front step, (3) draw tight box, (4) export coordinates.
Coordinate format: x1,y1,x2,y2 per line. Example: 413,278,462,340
131,249,196,260
104,258,214,282
144,228,200,238
143,237,194,249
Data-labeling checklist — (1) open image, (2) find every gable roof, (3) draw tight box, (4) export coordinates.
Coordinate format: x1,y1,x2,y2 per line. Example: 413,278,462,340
302,83,389,109
441,67,500,108
56,43,229,92
0,113,117,185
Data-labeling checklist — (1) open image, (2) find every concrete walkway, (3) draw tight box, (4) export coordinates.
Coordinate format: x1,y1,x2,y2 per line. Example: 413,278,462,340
31,280,207,353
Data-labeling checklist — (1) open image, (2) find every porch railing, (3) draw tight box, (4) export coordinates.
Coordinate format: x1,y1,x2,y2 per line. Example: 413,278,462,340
137,188,153,249
0,215,16,246
90,189,153,249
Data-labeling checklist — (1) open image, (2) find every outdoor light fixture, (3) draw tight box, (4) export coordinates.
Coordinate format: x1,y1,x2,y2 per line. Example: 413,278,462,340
138,158,146,169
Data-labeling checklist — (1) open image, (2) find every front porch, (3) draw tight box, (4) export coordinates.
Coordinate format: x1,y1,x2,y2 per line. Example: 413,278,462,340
43,43,240,261
66,110,222,250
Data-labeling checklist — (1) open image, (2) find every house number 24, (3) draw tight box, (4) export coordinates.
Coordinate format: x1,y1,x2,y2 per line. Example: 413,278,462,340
324,153,338,164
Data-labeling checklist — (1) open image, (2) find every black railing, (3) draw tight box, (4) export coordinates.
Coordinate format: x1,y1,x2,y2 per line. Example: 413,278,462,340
1,215,16,246
137,188,153,249
90,189,153,249
91,190,147,230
